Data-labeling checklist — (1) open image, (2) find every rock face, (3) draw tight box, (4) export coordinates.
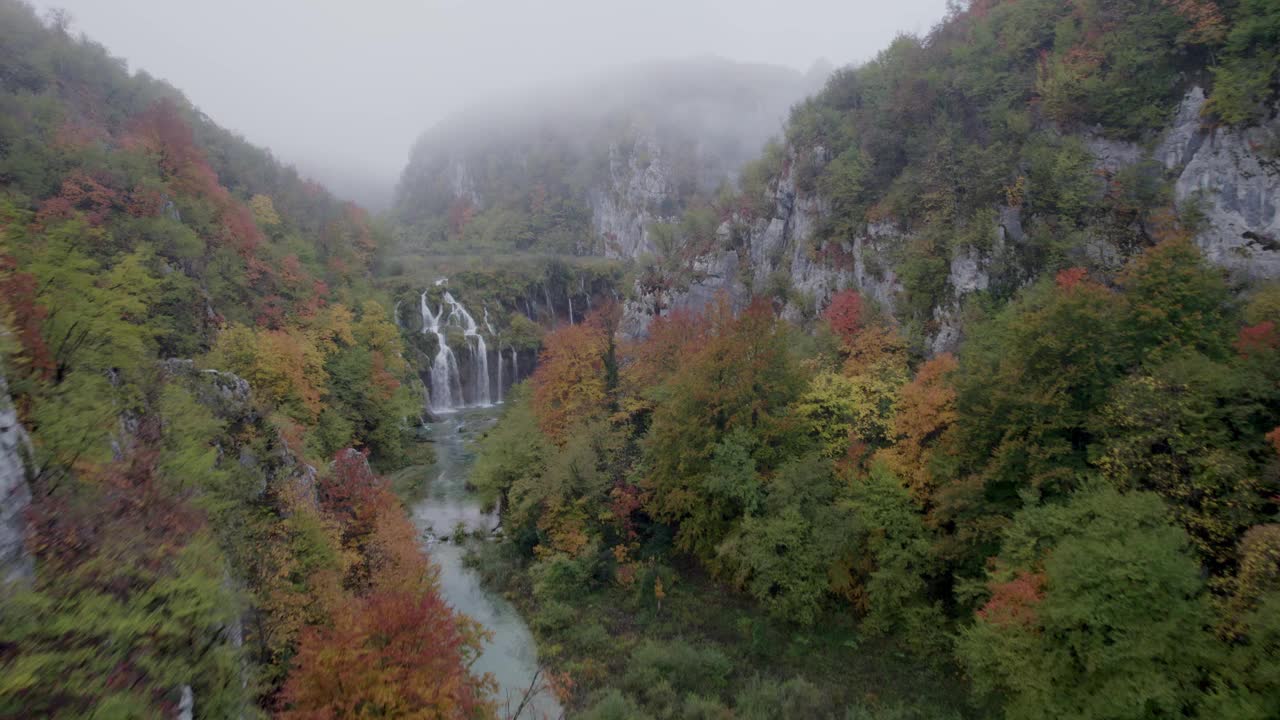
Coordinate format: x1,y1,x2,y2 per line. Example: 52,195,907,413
0,371,32,586
621,86,1280,346
1161,87,1280,279
592,133,674,259
619,146,905,338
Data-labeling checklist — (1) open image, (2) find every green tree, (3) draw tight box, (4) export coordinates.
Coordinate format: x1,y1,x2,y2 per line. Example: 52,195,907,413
848,464,945,653
958,486,1220,720
643,299,806,562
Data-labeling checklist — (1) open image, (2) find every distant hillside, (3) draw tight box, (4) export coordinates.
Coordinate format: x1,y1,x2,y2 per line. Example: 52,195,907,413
393,57,825,256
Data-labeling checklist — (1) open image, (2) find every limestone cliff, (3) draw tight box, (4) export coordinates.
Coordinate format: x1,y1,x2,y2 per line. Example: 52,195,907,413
621,86,1280,348
0,370,32,587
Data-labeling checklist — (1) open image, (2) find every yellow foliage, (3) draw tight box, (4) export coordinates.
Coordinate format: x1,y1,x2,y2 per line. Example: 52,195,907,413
208,323,328,422
248,193,281,228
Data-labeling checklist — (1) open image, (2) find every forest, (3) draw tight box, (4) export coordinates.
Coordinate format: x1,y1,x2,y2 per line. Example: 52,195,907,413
1,0,1279,718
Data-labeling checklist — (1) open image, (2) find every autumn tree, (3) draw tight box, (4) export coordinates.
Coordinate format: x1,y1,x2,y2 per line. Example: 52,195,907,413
823,289,865,346
530,312,613,444
874,352,958,507
643,298,806,562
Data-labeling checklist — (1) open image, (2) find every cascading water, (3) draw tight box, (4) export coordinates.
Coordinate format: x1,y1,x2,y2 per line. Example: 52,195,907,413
421,291,463,413
444,292,491,407
495,347,504,404
485,308,504,405
511,347,519,387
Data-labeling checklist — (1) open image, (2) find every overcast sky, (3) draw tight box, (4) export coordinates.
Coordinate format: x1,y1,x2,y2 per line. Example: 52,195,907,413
28,0,951,207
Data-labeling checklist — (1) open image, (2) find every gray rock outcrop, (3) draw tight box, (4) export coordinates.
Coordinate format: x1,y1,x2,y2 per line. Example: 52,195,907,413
0,371,32,587
1161,87,1280,279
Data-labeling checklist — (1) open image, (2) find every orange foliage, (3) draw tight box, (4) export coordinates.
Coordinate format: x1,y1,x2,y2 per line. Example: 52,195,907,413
34,170,119,228
875,353,959,506
1055,267,1089,291
621,307,708,403
280,448,494,719
531,315,611,443
841,323,907,378
281,588,492,720
255,479,350,671
1164,0,1227,44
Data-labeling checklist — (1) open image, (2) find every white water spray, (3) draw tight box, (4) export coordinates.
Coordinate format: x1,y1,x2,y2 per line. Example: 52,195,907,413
443,291,491,407
421,291,463,413
495,346,504,404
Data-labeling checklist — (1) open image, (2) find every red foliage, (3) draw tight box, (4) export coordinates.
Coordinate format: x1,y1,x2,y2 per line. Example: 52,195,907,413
254,295,289,329
447,199,475,236
29,424,203,583
623,307,710,392
609,482,645,540
282,447,494,718
1236,321,1279,358
124,185,167,218
1267,427,1280,455
977,572,1046,629
318,448,397,545
824,289,865,346
370,351,400,400
127,99,263,255
35,170,120,228
1055,267,1089,291
0,255,53,382
280,585,490,719
279,254,305,288
220,201,264,256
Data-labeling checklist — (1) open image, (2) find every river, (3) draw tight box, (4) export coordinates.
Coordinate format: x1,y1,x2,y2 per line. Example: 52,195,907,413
412,407,562,720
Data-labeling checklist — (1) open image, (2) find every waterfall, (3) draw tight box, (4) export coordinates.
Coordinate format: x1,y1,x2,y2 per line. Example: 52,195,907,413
568,295,575,325
443,292,491,407
485,308,504,405
511,347,519,385
495,346,504,404
482,306,496,337
420,291,463,413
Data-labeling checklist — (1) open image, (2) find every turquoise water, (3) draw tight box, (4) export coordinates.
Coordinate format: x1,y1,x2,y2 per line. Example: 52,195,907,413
413,408,562,719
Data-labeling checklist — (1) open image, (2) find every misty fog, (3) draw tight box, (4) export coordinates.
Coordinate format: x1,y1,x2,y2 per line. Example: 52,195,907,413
26,0,951,209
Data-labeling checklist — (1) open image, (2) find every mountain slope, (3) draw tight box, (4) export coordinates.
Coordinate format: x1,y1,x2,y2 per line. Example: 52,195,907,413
0,2,491,715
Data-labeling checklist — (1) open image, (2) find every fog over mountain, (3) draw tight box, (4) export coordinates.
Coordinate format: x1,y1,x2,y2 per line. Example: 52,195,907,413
25,0,950,209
